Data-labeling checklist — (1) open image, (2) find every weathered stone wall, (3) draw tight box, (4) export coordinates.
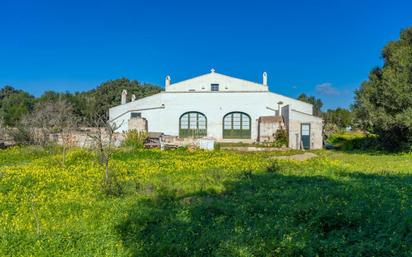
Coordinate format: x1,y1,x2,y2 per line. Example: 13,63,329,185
1,127,125,148
49,128,124,147
128,117,147,132
310,121,323,149
257,116,284,142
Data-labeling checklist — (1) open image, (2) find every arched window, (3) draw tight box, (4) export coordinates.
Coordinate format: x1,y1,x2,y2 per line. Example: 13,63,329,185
223,112,251,139
179,112,207,137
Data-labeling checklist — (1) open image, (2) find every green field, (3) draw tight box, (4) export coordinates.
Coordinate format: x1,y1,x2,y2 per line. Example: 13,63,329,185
1,147,411,256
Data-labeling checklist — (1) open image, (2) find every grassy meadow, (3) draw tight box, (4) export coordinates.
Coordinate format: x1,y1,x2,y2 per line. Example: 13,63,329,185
0,146,411,256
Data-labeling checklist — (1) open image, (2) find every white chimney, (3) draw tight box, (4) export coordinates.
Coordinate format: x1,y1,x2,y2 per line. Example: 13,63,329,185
277,101,283,116
165,75,171,91
131,94,136,102
263,72,268,86
121,89,127,105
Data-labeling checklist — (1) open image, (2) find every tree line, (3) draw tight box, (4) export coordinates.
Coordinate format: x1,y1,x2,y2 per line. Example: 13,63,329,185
297,93,352,131
0,78,161,127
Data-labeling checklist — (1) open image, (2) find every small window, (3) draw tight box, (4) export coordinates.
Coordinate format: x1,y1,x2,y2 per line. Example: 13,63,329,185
211,84,219,91
131,112,141,119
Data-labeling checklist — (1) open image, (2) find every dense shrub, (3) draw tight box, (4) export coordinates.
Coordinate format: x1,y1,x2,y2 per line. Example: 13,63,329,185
6,126,33,145
327,132,380,151
122,130,147,149
273,128,288,147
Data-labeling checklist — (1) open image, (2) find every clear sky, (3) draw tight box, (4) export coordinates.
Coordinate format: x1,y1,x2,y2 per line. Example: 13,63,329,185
1,0,411,109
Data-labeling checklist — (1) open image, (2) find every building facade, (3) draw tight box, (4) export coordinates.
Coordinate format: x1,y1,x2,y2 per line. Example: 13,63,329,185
109,70,323,149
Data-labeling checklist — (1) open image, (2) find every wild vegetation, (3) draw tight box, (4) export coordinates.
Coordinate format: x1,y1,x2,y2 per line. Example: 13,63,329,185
1,143,411,256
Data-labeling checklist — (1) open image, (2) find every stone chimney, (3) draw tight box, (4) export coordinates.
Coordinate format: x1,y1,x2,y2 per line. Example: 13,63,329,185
165,75,171,91
263,72,268,86
121,89,127,105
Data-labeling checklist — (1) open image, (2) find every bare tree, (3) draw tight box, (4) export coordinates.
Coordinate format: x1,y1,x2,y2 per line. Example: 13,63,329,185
21,103,53,146
52,99,78,167
21,99,76,146
88,114,122,194
17,98,77,165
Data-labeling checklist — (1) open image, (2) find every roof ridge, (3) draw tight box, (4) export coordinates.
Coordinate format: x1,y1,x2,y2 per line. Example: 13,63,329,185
170,71,265,87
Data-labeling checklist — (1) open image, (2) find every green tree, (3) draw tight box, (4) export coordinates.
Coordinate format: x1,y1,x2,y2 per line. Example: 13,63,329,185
323,108,352,129
297,93,323,117
37,90,86,122
353,26,412,150
78,78,161,121
0,86,35,126
33,78,162,124
1,79,161,127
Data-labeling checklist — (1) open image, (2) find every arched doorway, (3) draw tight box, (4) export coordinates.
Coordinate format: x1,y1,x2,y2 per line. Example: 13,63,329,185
179,112,207,137
223,112,251,139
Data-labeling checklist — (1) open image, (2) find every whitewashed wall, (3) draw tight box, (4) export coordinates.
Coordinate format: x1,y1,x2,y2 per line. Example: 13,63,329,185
166,72,269,92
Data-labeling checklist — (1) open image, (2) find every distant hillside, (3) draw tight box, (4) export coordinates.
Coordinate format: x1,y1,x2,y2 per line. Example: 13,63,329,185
77,78,162,120
0,78,162,126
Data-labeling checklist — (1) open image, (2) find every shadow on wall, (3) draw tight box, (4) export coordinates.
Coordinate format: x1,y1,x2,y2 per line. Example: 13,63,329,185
116,171,412,257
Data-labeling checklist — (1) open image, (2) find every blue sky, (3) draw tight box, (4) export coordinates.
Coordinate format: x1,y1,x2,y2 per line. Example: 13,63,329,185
1,0,411,109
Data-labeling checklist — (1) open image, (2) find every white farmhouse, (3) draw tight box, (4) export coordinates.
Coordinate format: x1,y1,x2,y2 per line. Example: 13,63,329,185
109,70,323,149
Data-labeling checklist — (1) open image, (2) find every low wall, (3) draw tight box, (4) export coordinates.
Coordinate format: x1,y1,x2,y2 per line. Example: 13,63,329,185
0,127,124,148
49,128,125,147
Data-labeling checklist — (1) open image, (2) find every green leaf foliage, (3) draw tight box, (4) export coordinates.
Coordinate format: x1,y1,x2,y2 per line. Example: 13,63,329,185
82,78,161,120
323,108,352,129
0,78,162,126
0,86,35,126
297,93,323,117
353,27,412,150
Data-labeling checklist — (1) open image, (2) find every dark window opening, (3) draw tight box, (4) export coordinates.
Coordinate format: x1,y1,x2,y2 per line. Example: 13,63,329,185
131,112,142,119
211,84,219,91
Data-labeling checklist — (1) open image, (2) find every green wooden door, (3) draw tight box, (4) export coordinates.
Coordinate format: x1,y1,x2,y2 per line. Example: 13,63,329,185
223,112,251,139
179,112,207,138
301,123,311,149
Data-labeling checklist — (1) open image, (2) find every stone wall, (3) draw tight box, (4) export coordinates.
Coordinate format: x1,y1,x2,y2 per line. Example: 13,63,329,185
49,128,124,148
257,116,284,142
128,117,147,132
1,127,125,148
